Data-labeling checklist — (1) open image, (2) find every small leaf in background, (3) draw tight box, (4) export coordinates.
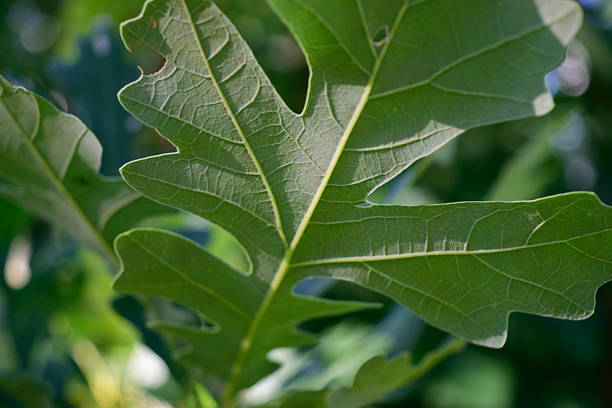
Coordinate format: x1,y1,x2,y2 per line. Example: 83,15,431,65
0,75,170,262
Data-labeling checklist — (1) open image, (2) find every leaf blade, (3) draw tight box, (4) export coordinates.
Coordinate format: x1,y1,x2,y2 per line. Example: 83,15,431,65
112,0,610,403
0,76,168,262
292,192,611,347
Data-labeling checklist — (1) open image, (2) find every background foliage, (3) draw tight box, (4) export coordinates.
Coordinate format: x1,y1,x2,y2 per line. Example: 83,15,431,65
0,0,611,407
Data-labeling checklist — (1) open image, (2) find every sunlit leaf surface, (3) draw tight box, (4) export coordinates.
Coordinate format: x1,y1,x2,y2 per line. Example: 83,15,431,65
111,0,611,403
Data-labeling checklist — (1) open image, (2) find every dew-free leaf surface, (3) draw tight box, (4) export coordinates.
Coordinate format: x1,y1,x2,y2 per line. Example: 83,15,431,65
0,76,168,262
112,0,611,404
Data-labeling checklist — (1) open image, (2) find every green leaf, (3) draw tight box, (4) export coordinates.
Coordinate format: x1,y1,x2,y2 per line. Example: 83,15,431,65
262,337,465,408
0,76,168,262
485,110,571,201
115,229,370,399
113,0,611,403
328,337,466,408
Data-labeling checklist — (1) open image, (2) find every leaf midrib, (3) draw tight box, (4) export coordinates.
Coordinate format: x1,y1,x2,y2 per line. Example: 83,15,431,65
218,1,412,403
117,0,587,404
290,229,612,266
0,93,118,264
180,0,288,248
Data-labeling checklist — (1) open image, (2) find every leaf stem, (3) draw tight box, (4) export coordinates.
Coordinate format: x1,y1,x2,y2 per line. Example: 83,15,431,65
408,337,467,383
220,253,293,407
220,2,412,405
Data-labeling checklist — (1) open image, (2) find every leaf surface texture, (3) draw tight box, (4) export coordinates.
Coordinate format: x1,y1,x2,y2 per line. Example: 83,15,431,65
0,76,168,261
113,0,611,401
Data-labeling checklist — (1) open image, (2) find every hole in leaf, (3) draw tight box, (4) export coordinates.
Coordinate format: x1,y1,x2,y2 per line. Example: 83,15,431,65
372,25,389,47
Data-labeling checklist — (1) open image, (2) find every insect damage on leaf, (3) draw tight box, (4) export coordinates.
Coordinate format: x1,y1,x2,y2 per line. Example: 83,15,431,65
112,0,610,405
371,26,389,47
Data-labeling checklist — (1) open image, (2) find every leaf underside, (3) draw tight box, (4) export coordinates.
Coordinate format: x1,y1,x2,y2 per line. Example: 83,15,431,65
112,0,611,402
0,76,168,262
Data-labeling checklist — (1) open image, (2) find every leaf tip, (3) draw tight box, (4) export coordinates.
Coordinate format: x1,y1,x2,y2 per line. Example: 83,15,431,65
119,0,155,53
118,161,130,180
472,332,507,349
533,92,555,117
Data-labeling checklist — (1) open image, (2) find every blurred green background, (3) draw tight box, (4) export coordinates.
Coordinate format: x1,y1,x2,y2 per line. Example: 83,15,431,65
0,0,611,407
